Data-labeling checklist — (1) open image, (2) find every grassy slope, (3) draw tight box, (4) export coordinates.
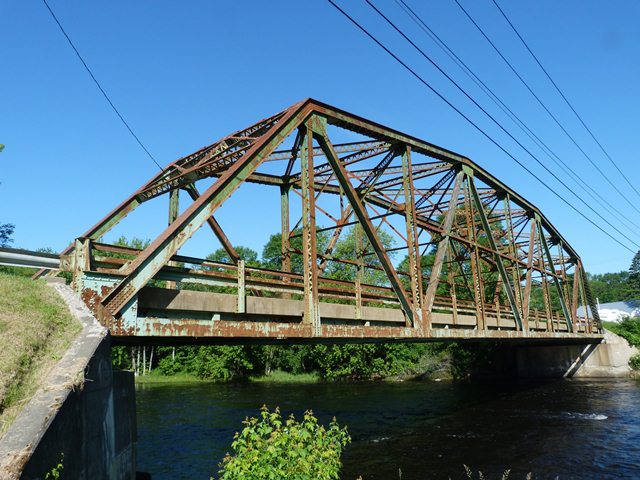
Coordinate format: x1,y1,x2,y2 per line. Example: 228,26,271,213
0,271,81,436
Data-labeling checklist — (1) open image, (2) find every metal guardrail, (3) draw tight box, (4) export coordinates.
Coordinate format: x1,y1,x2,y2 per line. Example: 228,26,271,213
0,247,60,270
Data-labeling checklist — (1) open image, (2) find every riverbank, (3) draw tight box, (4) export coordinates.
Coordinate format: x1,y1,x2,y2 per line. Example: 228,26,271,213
134,370,321,385
133,368,453,385
0,272,81,437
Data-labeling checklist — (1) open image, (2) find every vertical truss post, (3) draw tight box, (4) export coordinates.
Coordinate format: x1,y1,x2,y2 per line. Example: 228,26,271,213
72,237,91,294
446,246,458,325
558,241,575,331
502,194,523,319
467,168,523,331
571,261,581,330
575,259,591,331
300,125,320,334
166,188,180,290
355,223,364,322
578,259,601,332
401,146,424,328
237,259,246,313
280,184,292,299
535,214,572,332
522,220,536,329
494,275,503,329
312,117,414,327
424,170,464,323
464,172,486,330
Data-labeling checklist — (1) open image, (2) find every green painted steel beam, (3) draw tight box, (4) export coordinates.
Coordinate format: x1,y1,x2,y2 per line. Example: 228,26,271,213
312,117,415,327
467,170,523,331
535,215,573,332
101,102,312,317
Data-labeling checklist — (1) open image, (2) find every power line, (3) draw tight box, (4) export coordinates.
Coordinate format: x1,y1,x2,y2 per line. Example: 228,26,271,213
392,0,640,237
453,0,640,218
324,0,637,253
362,0,639,250
491,0,640,203
41,0,164,172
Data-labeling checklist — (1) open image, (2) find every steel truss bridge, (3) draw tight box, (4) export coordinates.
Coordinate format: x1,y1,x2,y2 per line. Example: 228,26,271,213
50,99,601,344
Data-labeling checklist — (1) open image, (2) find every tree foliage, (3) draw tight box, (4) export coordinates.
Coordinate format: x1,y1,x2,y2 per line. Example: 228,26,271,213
215,406,350,480
588,271,635,303
0,223,14,247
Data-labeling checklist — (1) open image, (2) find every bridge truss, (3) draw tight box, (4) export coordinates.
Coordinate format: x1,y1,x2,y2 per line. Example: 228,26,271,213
60,99,602,344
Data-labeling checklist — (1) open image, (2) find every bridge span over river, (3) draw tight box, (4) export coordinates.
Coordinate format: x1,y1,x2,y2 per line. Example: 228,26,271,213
38,100,603,345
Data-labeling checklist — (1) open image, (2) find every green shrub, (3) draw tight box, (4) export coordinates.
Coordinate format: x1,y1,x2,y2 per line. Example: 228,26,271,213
630,353,640,371
214,406,350,480
605,317,640,348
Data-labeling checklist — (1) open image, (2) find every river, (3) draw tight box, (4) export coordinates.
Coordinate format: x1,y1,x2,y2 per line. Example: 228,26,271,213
135,378,640,479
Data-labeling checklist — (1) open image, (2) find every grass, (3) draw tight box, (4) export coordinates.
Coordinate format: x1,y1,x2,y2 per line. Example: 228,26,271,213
135,370,321,384
0,270,81,437
249,370,320,383
135,371,206,384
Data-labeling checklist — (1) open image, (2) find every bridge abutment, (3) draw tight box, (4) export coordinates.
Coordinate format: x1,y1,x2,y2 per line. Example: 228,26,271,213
483,330,638,379
0,280,137,480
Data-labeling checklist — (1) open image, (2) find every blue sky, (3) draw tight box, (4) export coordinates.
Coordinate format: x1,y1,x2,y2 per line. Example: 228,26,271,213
1,0,639,274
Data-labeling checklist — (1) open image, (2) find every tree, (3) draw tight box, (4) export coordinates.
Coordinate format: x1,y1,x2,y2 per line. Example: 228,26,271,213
0,223,14,247
587,271,633,303
629,251,640,299
207,246,259,266
262,229,330,273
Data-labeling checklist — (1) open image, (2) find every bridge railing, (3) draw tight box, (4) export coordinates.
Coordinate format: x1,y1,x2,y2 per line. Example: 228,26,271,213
64,240,600,336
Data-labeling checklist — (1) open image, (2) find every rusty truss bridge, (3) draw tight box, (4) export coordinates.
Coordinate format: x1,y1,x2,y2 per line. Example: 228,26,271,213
57,99,602,345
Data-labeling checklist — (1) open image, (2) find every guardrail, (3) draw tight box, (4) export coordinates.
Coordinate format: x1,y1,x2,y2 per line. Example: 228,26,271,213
0,247,60,270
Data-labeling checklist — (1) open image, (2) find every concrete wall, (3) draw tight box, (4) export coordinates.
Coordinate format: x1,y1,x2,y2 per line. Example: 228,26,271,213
508,330,638,378
0,280,137,480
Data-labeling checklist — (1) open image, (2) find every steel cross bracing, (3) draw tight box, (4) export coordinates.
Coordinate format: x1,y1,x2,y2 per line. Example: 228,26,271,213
59,99,602,344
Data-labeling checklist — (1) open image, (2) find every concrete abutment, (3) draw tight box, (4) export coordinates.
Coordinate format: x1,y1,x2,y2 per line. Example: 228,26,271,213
0,280,137,480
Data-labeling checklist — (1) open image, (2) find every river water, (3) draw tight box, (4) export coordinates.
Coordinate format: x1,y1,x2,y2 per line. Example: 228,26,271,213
136,378,640,479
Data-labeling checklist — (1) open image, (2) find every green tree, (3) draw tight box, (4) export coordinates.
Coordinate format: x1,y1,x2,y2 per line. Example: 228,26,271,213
587,271,633,303
207,246,259,266
261,229,330,273
0,223,14,247
215,406,350,480
629,251,640,299
323,226,396,286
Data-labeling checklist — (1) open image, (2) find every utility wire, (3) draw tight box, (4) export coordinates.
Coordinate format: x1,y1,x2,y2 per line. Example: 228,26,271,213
41,0,164,172
491,0,640,202
324,0,636,253
363,0,639,250
393,0,640,237
453,0,640,217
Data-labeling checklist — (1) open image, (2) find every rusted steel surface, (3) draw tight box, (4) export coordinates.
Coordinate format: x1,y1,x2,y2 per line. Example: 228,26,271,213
61,99,603,344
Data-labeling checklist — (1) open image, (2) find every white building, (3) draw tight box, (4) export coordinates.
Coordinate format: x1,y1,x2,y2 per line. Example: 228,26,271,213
577,300,640,323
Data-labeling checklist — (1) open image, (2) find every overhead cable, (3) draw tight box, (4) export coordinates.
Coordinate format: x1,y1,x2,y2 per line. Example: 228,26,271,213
393,0,640,237
491,0,640,203
41,0,164,172
453,0,640,217
362,0,639,249
324,0,637,253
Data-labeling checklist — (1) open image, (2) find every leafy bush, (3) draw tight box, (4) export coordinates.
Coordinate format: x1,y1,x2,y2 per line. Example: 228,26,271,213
604,317,640,371
630,353,640,371
214,406,350,480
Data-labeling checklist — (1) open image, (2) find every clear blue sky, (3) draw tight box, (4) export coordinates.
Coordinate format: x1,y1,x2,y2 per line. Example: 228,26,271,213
1,0,639,274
